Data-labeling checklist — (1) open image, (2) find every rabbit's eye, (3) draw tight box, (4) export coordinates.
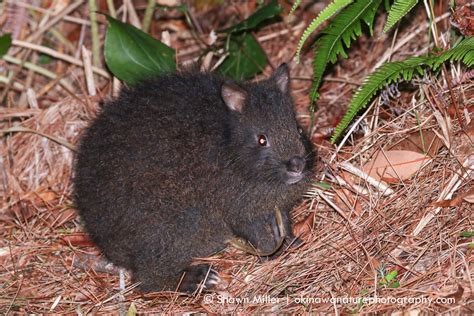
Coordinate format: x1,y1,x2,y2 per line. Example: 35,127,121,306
258,134,268,146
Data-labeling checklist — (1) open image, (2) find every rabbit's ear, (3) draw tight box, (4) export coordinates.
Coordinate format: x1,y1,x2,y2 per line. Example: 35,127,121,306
221,83,247,113
272,63,289,94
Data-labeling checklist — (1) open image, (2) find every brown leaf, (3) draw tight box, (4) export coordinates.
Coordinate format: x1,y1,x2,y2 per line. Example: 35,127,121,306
432,187,474,207
61,233,95,247
445,284,464,304
463,193,474,203
293,213,314,237
363,150,431,182
389,130,443,157
333,188,362,216
35,190,57,203
456,120,474,164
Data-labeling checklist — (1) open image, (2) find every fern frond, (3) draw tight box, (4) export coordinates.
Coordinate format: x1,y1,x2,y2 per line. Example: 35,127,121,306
330,57,428,142
295,0,353,63
310,0,382,101
383,0,418,33
330,36,474,143
432,36,474,69
289,0,302,15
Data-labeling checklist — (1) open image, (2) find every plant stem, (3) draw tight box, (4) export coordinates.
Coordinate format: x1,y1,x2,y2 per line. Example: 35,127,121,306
2,54,73,91
106,0,117,18
88,0,101,67
142,0,156,32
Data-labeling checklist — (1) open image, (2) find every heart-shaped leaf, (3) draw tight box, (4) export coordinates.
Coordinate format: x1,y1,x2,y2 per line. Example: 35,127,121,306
104,16,175,85
218,33,267,80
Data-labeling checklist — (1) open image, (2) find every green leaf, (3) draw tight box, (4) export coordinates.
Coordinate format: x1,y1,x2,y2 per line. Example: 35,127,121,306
314,181,332,190
295,0,353,63
289,0,302,14
330,56,429,142
460,231,474,238
218,33,267,80
383,0,418,33
39,53,53,65
388,281,400,288
126,302,137,316
330,36,474,143
385,270,398,282
0,33,12,58
219,0,282,33
432,36,474,69
310,0,382,101
104,16,176,85
156,3,188,13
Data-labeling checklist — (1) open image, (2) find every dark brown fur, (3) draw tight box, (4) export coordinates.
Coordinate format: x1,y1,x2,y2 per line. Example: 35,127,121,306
73,65,314,292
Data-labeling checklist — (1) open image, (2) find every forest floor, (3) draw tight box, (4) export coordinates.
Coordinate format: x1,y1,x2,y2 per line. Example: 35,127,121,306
0,0,473,314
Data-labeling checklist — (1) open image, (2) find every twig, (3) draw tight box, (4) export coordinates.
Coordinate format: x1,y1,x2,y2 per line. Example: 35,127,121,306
125,0,142,29
391,155,473,258
15,1,92,26
106,0,117,18
2,55,75,91
372,12,451,70
24,0,84,44
11,40,110,78
328,99,378,164
81,46,96,96
0,76,25,90
412,156,473,236
88,0,101,67
142,0,156,32
0,126,76,152
26,88,39,109
339,161,394,196
6,276,23,315
93,282,140,307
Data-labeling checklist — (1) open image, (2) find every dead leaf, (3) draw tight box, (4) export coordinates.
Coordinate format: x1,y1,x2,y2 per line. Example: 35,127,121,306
433,187,474,206
445,284,464,304
35,190,57,203
61,233,95,247
363,150,431,182
463,193,474,203
293,213,314,237
455,120,474,164
389,130,443,157
333,188,363,216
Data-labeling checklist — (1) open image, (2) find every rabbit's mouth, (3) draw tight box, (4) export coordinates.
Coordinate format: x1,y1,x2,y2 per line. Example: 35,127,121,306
285,171,304,184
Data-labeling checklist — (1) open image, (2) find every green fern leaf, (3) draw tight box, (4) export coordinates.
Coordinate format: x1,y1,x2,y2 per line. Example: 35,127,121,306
432,36,474,69
330,36,474,143
383,0,418,33
295,0,353,63
330,57,429,142
289,0,302,15
310,0,382,101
